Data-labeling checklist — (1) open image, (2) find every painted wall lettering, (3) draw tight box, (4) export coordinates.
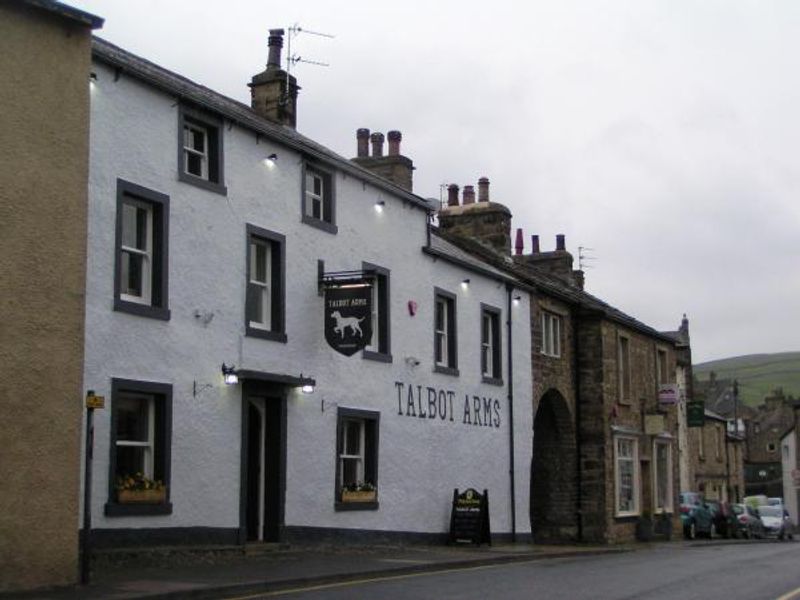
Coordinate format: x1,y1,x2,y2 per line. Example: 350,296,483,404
394,381,501,429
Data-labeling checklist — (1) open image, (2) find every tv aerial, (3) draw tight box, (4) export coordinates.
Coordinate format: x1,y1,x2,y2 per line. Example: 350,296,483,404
286,24,334,74
578,246,596,270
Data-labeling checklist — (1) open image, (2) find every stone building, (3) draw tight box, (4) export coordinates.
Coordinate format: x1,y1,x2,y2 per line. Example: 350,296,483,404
744,388,796,497
0,1,103,593
689,410,745,502
437,195,686,544
780,407,799,525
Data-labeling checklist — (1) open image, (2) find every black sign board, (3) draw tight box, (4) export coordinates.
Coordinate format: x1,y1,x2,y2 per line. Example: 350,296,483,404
449,488,491,546
324,284,372,356
687,400,705,427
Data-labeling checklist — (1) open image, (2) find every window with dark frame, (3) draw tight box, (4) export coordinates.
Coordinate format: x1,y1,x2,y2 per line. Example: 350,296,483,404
302,164,337,233
481,304,502,384
105,378,172,517
178,106,226,195
114,179,170,321
434,288,458,375
618,335,631,403
335,408,379,511
363,262,391,362
245,224,286,343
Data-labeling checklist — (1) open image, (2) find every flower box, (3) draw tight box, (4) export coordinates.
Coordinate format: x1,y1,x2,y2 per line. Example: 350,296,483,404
341,489,377,503
118,488,166,504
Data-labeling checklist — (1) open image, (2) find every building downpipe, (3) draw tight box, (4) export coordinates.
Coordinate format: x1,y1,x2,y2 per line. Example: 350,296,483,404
506,283,516,542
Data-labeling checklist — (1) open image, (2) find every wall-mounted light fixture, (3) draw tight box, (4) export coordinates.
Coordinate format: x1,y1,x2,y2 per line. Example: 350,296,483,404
513,295,521,306
299,373,315,394
221,363,239,385
461,278,470,290
374,200,386,213
89,72,97,86
264,153,278,167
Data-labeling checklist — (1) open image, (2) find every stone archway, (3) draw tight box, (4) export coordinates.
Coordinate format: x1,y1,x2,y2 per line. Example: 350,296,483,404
531,389,578,542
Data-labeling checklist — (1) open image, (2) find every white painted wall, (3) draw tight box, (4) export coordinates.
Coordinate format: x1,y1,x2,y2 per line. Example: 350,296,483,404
84,59,533,537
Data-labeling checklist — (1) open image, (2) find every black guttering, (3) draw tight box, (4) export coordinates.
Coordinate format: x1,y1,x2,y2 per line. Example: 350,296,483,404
422,245,532,292
90,37,429,212
24,0,104,29
505,283,516,542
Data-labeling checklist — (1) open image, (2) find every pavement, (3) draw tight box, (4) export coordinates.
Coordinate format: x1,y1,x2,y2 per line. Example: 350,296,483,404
5,541,634,600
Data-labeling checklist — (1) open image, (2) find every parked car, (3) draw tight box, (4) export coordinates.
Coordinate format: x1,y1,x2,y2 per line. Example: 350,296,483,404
680,491,714,539
706,499,738,538
758,505,794,540
744,495,768,509
732,503,765,539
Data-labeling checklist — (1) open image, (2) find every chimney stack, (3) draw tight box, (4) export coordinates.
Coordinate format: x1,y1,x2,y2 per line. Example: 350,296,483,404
556,234,566,251
249,29,300,129
370,132,385,157
447,184,460,207
516,233,578,287
515,228,524,255
356,128,370,158
352,128,414,191
387,130,401,156
478,177,490,202
463,185,476,205
531,235,540,254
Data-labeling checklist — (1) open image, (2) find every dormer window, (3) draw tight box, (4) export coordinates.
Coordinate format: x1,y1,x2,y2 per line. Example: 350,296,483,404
178,106,226,195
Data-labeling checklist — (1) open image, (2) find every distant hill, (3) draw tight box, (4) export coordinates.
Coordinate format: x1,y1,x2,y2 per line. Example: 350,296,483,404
694,352,800,407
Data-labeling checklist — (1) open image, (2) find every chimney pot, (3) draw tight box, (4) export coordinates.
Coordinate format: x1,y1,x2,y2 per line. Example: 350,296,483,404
267,29,285,69
463,185,476,205
531,235,540,254
514,228,524,255
356,128,370,158
478,177,490,202
447,184,460,207
556,234,566,251
370,132,385,157
387,130,402,156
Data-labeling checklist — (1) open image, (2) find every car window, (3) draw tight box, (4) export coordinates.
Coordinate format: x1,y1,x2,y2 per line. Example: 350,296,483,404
732,505,744,515
759,506,781,517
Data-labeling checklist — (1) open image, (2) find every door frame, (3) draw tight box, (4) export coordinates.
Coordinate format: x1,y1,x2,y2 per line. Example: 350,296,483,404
238,379,287,544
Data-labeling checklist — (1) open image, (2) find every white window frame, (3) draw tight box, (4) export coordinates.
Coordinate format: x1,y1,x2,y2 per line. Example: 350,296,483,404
183,121,209,180
115,393,155,479
435,296,449,367
248,238,272,331
305,170,325,221
614,435,640,517
338,417,365,487
120,198,153,305
481,311,495,377
541,311,561,357
652,439,673,514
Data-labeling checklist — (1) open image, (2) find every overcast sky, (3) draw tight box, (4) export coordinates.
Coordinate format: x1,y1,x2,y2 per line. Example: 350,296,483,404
73,0,800,364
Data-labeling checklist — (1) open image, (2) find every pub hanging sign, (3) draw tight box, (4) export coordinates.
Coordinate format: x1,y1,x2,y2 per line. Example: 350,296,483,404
323,272,373,357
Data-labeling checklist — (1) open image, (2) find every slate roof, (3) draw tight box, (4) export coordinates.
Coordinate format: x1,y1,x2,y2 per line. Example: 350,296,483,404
90,37,430,212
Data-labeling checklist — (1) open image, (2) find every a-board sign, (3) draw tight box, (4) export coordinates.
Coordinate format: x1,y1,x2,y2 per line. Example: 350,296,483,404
449,488,491,546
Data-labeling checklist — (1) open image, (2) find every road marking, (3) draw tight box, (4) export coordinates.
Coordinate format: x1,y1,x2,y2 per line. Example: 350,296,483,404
775,586,800,600
221,561,538,599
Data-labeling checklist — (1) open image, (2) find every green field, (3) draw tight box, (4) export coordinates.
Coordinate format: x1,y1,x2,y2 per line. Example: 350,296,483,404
694,352,800,407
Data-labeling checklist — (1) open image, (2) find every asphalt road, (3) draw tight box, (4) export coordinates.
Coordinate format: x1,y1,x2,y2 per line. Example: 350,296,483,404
232,540,800,600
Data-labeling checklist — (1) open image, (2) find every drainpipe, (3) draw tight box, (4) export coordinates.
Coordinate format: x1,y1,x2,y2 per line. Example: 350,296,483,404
506,283,516,542
573,309,584,541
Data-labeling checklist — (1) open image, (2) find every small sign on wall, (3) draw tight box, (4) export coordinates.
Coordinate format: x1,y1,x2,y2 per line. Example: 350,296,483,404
324,283,372,356
658,384,680,406
645,414,665,435
687,400,705,427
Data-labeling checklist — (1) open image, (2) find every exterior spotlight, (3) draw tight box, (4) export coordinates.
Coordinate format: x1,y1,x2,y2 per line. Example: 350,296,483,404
374,200,385,213
513,295,521,306
299,373,315,394
89,72,97,86
461,278,470,289
264,153,278,167
221,363,239,385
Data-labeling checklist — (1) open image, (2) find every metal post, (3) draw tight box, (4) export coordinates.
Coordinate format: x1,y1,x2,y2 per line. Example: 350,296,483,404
80,395,95,585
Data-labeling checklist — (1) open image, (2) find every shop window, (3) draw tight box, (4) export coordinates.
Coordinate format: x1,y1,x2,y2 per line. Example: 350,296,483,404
541,311,561,358
481,304,502,384
245,224,286,342
362,262,391,362
105,378,172,516
114,179,170,320
614,435,639,517
434,288,458,376
302,164,337,234
335,408,379,511
178,105,226,194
